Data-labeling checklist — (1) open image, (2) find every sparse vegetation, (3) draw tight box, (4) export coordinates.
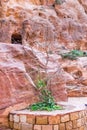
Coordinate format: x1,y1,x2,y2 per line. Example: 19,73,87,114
28,79,62,111
27,22,64,111
55,0,63,5
60,50,87,60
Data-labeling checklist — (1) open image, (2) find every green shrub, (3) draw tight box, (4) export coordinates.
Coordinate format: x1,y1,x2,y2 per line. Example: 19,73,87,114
60,50,87,60
55,0,63,4
29,102,62,111
28,79,63,111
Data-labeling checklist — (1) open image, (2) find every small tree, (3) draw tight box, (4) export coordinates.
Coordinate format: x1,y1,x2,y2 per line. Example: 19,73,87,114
26,38,63,111
26,24,64,111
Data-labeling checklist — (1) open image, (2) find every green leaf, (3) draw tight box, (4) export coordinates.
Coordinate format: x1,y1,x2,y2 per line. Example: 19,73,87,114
36,79,46,89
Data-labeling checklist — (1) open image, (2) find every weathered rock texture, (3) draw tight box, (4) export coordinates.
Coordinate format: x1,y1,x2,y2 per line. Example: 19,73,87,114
0,43,67,126
59,57,87,97
0,0,87,49
0,0,87,126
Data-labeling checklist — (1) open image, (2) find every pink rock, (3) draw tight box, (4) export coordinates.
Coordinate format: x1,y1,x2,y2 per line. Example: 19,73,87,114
0,43,67,126
0,0,87,126
0,43,39,111
0,0,87,51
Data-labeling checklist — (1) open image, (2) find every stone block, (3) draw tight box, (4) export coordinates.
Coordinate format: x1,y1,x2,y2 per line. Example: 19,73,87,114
20,115,26,123
84,116,87,125
9,114,13,122
81,118,85,126
72,120,77,129
27,115,35,124
77,119,82,127
21,123,33,130
70,112,79,120
42,125,53,130
79,126,85,130
65,121,73,130
36,116,48,125
14,115,19,123
49,116,60,124
54,125,59,130
9,121,14,129
34,125,42,130
79,111,85,118
61,114,69,122
14,122,21,130
59,123,65,130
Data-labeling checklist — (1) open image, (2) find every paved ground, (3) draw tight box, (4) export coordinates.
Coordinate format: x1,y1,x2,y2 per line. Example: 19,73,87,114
11,97,87,115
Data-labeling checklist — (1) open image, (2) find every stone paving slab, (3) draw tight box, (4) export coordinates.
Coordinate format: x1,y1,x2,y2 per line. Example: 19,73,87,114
11,97,87,116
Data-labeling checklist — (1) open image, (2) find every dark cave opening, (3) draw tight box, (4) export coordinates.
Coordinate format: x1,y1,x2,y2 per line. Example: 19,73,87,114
11,33,22,44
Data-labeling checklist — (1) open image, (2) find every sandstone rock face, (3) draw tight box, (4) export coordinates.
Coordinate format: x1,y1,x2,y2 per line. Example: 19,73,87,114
0,43,39,125
0,0,55,6
60,57,87,97
0,0,87,50
0,0,86,99
79,0,87,13
0,43,67,126
0,0,87,126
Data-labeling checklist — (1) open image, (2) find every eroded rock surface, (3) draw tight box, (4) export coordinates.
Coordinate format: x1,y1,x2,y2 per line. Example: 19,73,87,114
0,0,87,50
0,43,67,126
60,57,87,97
0,0,87,126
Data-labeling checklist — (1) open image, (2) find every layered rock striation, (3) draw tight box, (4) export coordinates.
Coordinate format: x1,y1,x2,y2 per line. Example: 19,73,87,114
0,43,67,126
0,0,87,126
0,0,87,49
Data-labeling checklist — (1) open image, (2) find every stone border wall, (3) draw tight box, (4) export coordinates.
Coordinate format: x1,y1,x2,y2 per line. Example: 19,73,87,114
9,109,87,130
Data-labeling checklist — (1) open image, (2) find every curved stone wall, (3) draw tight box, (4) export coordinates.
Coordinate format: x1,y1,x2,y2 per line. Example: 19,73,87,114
9,109,87,130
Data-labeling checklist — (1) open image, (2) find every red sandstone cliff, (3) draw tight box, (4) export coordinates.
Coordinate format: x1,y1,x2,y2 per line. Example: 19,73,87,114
0,0,87,126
